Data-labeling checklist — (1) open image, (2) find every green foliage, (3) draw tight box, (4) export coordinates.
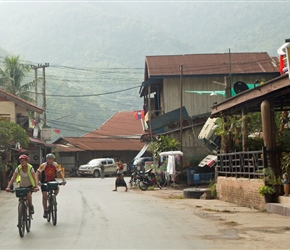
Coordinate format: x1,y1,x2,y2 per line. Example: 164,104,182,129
0,55,34,102
208,179,217,197
263,167,282,186
214,112,265,151
258,185,275,196
147,135,180,160
0,120,29,150
281,152,290,177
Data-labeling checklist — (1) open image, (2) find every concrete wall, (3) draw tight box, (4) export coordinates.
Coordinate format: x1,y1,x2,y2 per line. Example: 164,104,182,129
217,177,266,210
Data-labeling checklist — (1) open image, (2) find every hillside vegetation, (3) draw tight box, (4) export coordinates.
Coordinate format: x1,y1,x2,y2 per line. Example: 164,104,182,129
0,2,289,138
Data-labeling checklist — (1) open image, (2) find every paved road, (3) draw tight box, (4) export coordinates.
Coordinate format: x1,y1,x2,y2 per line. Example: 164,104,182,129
0,177,290,249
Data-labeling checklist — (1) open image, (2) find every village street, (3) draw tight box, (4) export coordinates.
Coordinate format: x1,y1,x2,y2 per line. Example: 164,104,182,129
0,177,289,249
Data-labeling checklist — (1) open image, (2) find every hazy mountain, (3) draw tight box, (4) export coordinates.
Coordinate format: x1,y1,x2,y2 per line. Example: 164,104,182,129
0,1,289,139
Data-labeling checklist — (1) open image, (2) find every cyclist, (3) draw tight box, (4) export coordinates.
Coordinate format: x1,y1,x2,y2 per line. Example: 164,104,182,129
5,154,39,214
36,153,66,218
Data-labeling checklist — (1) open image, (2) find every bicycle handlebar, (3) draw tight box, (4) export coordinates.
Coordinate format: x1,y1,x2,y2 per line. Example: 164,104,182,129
7,187,35,194
38,181,66,186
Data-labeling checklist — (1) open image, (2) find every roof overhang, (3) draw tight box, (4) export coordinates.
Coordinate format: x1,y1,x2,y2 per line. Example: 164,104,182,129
211,74,290,117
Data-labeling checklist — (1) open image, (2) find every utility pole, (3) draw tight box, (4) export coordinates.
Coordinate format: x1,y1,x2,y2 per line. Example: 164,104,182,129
179,64,183,153
31,63,49,125
42,63,49,126
179,64,183,172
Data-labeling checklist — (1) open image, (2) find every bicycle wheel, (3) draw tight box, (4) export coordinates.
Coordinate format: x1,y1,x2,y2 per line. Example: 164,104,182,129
26,206,31,232
47,196,52,223
18,202,25,237
52,195,57,226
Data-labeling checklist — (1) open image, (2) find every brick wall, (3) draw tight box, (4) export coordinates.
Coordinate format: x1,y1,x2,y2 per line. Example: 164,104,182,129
216,177,266,210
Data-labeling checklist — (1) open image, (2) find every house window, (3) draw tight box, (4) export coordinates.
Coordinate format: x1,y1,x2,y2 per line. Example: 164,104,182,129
0,114,10,122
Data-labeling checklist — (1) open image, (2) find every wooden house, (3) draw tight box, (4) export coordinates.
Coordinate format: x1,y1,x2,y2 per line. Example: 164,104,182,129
139,52,280,164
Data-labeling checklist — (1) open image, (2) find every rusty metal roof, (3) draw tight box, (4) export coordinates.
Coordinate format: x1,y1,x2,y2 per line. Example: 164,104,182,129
145,52,279,78
82,111,144,138
57,137,144,151
54,111,147,152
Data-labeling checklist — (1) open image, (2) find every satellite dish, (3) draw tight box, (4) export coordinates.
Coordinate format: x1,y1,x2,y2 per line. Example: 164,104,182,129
233,81,249,94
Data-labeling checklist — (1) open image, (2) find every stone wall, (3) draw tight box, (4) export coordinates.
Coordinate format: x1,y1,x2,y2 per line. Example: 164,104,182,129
216,177,266,210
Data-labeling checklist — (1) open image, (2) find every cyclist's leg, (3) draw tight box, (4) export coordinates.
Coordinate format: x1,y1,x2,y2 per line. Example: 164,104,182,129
54,186,60,196
26,191,34,214
41,185,48,218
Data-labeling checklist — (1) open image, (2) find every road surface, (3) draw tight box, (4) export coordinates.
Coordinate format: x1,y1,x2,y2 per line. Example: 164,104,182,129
0,177,289,249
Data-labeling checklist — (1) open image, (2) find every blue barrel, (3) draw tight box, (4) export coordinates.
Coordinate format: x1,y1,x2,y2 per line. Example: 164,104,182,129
187,167,196,185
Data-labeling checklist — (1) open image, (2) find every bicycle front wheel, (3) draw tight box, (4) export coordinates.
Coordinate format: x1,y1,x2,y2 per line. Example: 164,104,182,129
18,202,25,237
26,206,31,232
47,196,52,223
52,195,57,226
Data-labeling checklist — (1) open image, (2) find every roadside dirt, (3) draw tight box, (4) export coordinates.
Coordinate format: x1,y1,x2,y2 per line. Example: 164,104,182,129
132,185,290,249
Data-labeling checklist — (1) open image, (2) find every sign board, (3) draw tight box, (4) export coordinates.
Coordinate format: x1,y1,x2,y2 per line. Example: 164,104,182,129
42,127,51,141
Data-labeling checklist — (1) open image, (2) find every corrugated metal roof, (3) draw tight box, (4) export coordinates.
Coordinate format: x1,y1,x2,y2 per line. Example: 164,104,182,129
53,111,148,152
54,144,84,153
82,111,144,138
145,52,279,78
59,137,144,151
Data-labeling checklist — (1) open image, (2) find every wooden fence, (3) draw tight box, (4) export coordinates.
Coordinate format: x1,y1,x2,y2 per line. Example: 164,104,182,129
217,147,266,179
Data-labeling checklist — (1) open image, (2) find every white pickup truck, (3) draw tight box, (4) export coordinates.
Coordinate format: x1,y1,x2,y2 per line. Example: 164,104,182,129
78,158,127,178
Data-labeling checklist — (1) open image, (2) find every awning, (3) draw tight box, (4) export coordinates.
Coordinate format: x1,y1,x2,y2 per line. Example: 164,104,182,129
133,143,149,160
29,137,45,145
159,151,183,156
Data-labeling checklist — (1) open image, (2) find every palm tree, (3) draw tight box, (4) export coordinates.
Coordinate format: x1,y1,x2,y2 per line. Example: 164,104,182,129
0,55,34,102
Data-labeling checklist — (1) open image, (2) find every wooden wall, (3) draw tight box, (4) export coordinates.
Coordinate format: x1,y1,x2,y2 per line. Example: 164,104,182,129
161,74,279,117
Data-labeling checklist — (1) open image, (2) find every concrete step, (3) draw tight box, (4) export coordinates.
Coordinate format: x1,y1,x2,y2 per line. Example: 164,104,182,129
265,203,290,217
265,196,290,217
278,195,290,205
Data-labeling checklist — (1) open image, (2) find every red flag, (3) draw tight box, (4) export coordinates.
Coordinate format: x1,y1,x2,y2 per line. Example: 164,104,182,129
134,110,145,120
280,55,285,74
54,129,61,134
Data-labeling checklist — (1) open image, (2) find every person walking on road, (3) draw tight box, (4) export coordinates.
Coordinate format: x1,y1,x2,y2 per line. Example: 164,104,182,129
112,160,128,192
6,161,14,190
100,163,105,179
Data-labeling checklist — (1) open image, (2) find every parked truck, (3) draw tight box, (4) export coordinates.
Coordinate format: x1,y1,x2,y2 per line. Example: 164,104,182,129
78,158,127,178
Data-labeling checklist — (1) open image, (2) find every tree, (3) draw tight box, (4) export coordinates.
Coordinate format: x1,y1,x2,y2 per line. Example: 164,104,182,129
0,120,29,151
0,55,34,102
147,135,180,160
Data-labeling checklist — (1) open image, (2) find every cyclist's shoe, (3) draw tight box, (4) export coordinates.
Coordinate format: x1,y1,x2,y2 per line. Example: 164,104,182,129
43,210,48,218
29,205,34,214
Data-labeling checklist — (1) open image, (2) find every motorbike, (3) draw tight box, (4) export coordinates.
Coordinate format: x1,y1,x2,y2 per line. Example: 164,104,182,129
139,168,162,191
69,167,78,177
129,169,144,188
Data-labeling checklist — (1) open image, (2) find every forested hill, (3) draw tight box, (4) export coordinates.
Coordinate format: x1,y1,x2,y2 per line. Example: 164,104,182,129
0,1,289,139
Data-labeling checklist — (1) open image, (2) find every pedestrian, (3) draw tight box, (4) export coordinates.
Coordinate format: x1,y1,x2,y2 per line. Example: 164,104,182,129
36,153,66,218
283,173,289,196
6,161,14,190
112,160,128,192
5,154,39,214
100,163,105,179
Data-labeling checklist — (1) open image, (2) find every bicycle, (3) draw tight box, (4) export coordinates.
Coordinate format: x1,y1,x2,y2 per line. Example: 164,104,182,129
41,181,65,226
12,187,34,237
